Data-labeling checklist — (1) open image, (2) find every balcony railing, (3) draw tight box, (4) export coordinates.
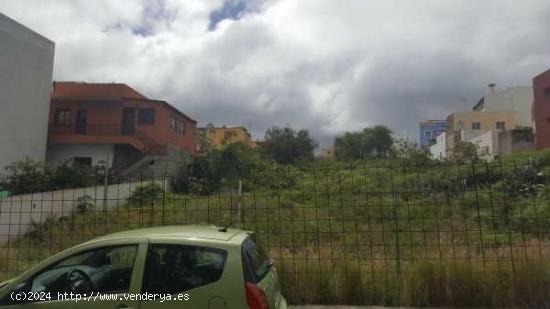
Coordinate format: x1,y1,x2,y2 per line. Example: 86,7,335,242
48,122,121,135
48,122,167,155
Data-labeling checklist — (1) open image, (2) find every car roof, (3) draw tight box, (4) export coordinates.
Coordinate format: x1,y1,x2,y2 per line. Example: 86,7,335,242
87,225,251,244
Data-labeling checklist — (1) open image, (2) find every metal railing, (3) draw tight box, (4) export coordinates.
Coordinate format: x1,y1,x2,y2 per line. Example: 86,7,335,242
48,122,167,155
0,161,549,306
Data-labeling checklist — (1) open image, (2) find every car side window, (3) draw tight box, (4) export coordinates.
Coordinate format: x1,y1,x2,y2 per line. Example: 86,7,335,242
142,244,227,295
28,245,137,299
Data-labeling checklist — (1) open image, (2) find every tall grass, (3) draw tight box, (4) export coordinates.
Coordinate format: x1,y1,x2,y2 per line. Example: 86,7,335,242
1,159,550,306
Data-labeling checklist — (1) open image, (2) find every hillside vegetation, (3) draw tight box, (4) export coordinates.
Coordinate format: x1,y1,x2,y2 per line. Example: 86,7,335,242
1,147,550,306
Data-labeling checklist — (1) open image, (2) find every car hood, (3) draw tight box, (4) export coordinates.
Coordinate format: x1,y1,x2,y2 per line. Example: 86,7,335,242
0,278,14,289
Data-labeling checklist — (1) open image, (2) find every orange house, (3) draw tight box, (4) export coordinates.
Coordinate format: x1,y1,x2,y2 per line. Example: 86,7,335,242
46,82,196,174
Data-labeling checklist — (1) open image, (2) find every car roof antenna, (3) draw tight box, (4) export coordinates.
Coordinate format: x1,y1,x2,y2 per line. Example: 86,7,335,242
218,219,234,232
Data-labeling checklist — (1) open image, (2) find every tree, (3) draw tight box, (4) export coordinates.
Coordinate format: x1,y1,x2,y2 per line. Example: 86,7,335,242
263,126,317,165
449,141,480,163
334,125,393,160
172,142,260,194
196,128,213,154
369,125,394,156
214,142,259,180
389,137,433,167
390,136,417,159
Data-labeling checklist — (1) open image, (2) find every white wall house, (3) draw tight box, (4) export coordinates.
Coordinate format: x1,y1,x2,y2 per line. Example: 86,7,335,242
430,132,446,159
0,13,54,171
465,130,498,160
473,86,533,128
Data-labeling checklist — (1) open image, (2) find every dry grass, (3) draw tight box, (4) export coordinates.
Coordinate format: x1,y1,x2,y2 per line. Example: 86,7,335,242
0,193,549,307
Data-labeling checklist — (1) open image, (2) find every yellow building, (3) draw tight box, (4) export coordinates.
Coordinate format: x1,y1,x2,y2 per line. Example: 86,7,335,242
446,111,517,156
198,126,255,151
319,146,335,158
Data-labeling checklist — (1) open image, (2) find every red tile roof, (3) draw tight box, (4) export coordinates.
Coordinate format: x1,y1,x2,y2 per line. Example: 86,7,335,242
52,82,147,99
51,81,197,123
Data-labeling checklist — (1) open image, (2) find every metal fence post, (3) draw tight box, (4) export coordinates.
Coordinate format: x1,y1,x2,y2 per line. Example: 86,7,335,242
237,179,243,226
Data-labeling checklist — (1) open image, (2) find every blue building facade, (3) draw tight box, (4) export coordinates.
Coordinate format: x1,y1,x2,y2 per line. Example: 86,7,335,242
419,120,447,147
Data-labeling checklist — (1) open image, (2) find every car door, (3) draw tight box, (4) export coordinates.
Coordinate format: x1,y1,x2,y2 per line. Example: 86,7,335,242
138,240,243,309
0,239,147,309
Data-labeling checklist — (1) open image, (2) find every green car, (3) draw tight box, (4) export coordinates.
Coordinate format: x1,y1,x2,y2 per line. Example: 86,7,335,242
0,225,287,309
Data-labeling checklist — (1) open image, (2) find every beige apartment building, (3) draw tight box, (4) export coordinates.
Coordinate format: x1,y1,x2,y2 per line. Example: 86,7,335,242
446,111,516,158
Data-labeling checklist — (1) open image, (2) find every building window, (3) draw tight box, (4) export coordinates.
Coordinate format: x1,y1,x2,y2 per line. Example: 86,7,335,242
170,115,177,131
424,130,432,138
138,108,155,125
496,121,505,130
55,109,72,126
73,157,92,167
177,121,186,135
544,87,550,98
471,122,481,130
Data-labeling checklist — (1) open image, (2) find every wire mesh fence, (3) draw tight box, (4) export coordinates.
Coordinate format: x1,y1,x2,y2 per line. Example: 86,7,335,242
0,160,549,306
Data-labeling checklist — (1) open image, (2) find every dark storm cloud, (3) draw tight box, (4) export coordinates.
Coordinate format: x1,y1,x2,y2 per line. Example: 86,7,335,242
350,51,491,136
2,0,550,148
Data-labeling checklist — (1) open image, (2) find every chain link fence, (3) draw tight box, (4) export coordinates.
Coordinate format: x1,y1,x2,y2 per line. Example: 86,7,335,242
0,160,549,306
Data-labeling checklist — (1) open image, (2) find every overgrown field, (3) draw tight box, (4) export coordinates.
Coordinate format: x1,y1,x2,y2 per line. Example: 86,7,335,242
2,152,550,307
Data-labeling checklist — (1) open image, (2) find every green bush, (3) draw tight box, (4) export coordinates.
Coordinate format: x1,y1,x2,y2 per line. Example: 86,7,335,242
4,158,106,195
76,194,94,214
4,157,55,194
127,183,165,207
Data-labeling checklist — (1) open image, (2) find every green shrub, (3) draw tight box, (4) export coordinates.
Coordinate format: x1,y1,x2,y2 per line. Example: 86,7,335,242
4,158,106,195
4,157,55,194
127,183,165,206
76,194,94,214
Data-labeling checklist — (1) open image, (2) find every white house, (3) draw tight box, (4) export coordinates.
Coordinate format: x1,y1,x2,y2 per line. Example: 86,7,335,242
466,130,498,160
430,132,446,159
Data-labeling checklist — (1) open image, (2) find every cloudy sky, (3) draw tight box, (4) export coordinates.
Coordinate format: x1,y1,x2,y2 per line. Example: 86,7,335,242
1,0,550,146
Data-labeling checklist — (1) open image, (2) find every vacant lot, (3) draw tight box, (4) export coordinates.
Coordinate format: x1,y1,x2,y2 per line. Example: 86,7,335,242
1,154,550,307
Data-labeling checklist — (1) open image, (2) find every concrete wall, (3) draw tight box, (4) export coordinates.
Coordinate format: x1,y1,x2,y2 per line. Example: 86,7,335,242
533,69,550,149
480,87,533,128
137,145,192,176
0,180,168,244
46,144,115,167
498,129,535,156
430,132,446,159
466,130,497,160
446,111,516,151
0,13,54,171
